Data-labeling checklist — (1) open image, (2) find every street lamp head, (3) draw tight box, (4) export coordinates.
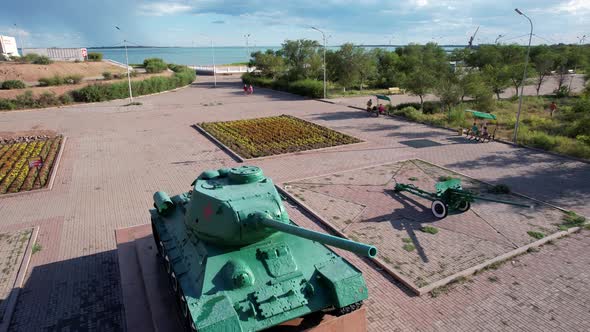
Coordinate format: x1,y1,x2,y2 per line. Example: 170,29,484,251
515,8,523,15
115,26,121,30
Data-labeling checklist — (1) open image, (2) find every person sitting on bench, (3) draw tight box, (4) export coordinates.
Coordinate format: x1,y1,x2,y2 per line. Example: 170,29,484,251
469,122,479,138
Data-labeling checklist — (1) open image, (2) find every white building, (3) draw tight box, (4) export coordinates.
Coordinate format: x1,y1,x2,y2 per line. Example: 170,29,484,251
0,35,19,57
22,48,86,61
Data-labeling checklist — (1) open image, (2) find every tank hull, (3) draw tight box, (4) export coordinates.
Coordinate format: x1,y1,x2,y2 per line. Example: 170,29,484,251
151,193,369,332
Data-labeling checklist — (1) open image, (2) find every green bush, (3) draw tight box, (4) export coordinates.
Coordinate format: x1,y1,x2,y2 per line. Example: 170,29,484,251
14,91,37,108
422,101,440,114
1,80,26,89
33,55,52,65
38,75,65,86
288,79,323,98
0,99,17,110
37,92,60,107
65,74,83,84
72,66,195,103
572,98,590,114
143,58,167,73
393,102,421,110
21,53,41,63
102,72,112,80
59,93,74,104
87,52,103,61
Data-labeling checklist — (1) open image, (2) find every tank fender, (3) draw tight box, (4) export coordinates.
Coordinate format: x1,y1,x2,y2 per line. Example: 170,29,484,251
315,259,369,308
194,295,242,332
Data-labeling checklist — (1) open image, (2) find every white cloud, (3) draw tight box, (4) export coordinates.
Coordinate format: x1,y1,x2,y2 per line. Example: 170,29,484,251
555,0,590,13
138,2,192,16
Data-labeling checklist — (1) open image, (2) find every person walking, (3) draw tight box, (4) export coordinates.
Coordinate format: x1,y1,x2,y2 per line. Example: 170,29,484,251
549,101,557,117
248,84,254,95
243,84,248,94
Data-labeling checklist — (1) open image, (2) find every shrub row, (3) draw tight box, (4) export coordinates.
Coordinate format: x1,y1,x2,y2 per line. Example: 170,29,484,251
16,53,52,65
144,58,167,73
71,67,195,102
38,74,83,86
1,80,26,90
242,73,323,98
87,52,103,61
0,67,195,110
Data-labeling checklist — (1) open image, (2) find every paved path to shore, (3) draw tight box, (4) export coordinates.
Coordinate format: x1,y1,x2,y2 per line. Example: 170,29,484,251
0,75,589,331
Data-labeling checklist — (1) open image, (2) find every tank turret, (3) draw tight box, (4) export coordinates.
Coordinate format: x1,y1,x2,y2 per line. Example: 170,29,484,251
150,166,376,331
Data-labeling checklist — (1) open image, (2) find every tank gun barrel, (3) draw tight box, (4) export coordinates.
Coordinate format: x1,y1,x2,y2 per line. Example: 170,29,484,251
252,213,377,258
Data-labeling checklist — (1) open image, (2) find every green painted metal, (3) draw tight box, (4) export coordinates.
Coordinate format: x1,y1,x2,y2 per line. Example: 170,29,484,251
394,178,531,219
376,94,391,102
465,109,497,120
151,166,374,331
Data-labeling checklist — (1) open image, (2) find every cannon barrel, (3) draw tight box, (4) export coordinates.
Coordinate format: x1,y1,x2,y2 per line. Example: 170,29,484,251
253,213,378,258
449,190,533,208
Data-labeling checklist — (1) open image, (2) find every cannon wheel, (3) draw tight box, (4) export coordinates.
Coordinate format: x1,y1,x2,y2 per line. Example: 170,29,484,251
457,200,471,212
431,200,448,219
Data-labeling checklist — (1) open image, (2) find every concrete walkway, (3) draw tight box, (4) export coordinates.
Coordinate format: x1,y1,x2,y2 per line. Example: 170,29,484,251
0,75,588,331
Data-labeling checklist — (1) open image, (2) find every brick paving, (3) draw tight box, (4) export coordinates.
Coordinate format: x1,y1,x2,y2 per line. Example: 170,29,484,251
284,159,568,289
0,228,32,322
0,75,588,331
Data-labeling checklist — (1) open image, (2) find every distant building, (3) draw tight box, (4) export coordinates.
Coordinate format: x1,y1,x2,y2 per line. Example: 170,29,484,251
22,48,87,61
0,35,19,57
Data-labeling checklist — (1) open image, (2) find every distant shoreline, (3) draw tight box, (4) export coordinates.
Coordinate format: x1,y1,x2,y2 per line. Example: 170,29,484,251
88,45,469,49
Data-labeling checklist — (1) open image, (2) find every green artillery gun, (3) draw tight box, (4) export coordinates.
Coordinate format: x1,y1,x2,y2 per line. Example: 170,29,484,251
151,166,377,332
393,178,532,219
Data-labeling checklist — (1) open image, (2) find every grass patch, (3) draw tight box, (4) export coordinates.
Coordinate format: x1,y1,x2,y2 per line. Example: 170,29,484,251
438,175,453,181
32,242,42,254
408,177,418,181
487,276,499,282
430,276,469,297
382,256,392,264
199,115,361,158
527,231,546,240
402,237,412,243
560,211,586,229
402,244,415,252
420,226,439,234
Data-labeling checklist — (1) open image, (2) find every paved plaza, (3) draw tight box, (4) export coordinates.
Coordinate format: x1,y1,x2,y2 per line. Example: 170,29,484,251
0,75,589,331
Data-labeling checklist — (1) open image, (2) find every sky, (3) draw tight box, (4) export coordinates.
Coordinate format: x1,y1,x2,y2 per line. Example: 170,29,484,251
1,0,589,48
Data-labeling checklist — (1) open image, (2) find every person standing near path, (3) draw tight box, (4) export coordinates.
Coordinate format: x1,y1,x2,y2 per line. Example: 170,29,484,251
549,101,557,117
248,84,254,95
243,84,248,94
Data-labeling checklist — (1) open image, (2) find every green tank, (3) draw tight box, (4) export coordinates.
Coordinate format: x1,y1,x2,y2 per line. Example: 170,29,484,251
150,166,377,332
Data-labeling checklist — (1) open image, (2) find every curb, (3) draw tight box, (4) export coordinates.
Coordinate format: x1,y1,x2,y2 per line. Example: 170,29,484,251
0,226,39,332
192,124,244,163
0,136,67,199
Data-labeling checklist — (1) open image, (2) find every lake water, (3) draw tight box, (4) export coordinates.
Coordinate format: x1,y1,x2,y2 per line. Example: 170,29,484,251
88,46,462,66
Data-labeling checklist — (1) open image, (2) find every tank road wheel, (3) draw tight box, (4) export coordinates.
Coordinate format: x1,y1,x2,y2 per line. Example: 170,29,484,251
457,200,471,213
431,200,448,219
334,301,363,316
163,251,172,275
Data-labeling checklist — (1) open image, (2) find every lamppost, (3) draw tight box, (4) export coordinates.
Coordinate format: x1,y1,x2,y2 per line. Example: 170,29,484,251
244,33,251,59
115,26,133,103
567,34,586,91
513,8,533,144
311,27,327,99
495,34,505,44
13,23,25,56
201,34,217,87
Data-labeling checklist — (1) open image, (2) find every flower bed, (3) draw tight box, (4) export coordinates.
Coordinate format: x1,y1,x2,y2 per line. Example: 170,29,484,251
0,135,63,194
199,115,362,159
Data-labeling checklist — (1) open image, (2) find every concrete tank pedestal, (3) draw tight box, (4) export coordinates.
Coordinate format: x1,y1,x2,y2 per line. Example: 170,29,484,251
115,224,368,332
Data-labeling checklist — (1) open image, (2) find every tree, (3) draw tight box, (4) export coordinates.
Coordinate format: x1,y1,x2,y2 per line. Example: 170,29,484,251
249,50,285,79
332,43,361,90
397,43,449,109
481,64,510,99
458,71,485,101
434,73,462,115
280,39,322,81
506,63,536,97
373,49,400,88
532,49,555,96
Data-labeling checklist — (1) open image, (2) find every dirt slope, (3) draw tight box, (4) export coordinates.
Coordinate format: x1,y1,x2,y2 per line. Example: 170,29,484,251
0,61,126,82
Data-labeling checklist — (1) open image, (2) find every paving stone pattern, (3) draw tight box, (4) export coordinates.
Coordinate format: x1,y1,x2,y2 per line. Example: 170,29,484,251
285,159,568,288
0,76,588,331
0,228,32,323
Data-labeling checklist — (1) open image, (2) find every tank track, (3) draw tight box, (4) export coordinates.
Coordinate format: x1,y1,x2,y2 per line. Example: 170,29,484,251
153,224,198,332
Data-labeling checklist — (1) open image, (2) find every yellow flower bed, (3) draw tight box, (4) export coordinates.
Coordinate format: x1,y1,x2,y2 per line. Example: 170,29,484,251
0,136,63,194
199,115,361,158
